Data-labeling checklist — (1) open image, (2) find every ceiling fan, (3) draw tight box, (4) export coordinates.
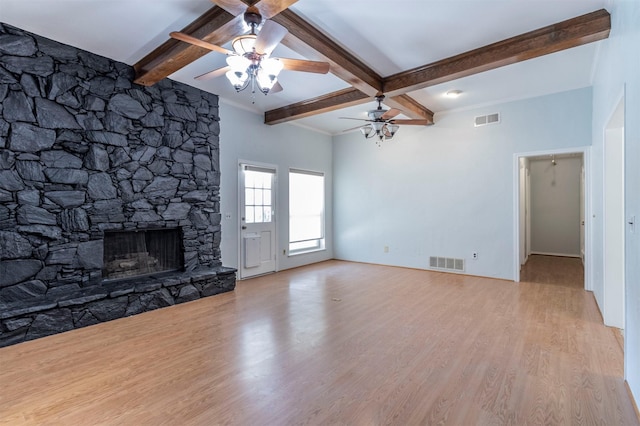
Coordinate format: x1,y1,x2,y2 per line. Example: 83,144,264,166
340,95,430,144
170,6,330,97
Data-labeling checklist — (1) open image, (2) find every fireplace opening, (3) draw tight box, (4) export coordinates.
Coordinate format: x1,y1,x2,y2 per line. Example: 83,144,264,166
103,229,183,280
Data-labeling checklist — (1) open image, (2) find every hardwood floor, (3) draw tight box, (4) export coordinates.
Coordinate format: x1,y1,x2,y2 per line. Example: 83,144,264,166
0,260,637,425
520,254,584,288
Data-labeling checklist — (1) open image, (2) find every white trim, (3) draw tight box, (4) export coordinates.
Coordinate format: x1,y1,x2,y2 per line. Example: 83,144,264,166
513,146,591,291
289,168,325,177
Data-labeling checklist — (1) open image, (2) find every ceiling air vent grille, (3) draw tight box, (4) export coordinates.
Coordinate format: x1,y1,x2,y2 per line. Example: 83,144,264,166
474,112,500,127
429,256,465,272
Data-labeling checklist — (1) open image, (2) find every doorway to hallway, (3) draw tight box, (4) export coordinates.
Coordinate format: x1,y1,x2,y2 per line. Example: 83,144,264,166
514,149,588,289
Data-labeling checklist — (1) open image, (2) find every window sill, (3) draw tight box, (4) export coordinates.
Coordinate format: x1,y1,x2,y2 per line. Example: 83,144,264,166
288,248,326,257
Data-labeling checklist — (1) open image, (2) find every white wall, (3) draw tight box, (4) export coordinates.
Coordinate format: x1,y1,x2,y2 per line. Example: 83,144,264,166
591,0,640,403
219,102,334,272
529,156,582,257
333,88,592,280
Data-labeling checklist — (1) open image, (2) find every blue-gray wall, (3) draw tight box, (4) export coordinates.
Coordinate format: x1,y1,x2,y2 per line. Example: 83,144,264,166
332,87,592,280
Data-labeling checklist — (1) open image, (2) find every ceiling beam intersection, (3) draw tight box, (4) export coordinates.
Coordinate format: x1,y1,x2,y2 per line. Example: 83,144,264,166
266,8,610,126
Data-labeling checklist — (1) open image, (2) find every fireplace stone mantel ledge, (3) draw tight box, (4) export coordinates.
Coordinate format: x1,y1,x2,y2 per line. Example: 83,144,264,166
0,266,236,347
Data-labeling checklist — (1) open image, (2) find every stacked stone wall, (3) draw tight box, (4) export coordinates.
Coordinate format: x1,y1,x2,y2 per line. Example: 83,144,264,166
0,23,235,347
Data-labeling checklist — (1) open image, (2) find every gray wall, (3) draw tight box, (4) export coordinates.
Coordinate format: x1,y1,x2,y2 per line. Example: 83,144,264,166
218,101,333,272
529,156,582,257
332,88,592,280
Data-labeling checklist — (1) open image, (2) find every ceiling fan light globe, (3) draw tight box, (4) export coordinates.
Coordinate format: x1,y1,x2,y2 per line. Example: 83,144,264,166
388,123,400,137
261,58,284,76
226,55,251,72
256,69,278,93
225,70,249,91
360,125,374,138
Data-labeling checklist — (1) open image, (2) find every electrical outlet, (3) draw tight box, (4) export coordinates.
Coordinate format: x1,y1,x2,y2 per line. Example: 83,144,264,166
384,246,389,253
472,252,478,260
224,213,232,220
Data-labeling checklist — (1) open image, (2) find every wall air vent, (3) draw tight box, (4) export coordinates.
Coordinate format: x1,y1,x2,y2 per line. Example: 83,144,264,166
474,112,500,127
429,256,465,272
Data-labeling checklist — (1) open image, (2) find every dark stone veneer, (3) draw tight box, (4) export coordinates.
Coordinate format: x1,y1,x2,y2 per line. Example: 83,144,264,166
0,23,235,347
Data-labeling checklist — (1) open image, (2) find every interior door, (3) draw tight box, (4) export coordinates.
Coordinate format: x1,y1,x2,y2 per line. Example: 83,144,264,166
239,164,276,279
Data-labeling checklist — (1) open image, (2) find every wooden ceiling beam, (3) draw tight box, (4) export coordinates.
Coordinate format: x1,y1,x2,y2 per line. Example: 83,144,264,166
264,88,370,125
383,9,611,95
385,95,434,124
264,91,434,125
135,4,608,129
272,9,382,96
133,7,241,86
266,8,608,125
265,9,431,124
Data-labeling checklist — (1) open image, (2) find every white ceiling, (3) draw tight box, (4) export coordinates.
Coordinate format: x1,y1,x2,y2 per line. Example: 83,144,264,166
0,0,607,135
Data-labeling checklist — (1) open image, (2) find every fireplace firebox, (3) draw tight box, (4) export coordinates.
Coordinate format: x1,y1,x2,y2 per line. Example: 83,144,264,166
103,229,183,280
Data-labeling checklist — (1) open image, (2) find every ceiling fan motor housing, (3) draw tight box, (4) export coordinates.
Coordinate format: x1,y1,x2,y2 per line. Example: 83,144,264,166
244,6,263,30
369,95,388,120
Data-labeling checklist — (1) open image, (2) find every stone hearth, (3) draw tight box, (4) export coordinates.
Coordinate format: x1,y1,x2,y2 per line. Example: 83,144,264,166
0,23,236,347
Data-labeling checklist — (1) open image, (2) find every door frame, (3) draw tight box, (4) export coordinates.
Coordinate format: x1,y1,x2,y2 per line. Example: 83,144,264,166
237,159,278,279
512,146,591,289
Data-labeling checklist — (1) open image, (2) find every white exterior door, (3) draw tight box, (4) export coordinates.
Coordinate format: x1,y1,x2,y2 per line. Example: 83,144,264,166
239,164,276,279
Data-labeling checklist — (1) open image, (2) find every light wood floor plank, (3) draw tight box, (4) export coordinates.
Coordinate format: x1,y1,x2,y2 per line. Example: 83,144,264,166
0,258,637,425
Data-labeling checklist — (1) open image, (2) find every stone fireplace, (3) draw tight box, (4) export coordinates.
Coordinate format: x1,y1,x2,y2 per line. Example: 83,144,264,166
0,23,236,347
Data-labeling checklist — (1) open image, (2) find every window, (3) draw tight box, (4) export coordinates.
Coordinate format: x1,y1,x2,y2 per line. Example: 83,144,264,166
244,168,273,224
289,169,325,254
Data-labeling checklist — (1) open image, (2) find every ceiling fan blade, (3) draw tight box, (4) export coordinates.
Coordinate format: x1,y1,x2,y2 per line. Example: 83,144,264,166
210,0,299,19
195,66,231,81
389,119,431,126
342,124,367,133
381,108,402,120
254,20,288,55
170,32,233,55
254,0,299,19
339,117,372,122
278,58,330,74
209,0,247,16
270,81,284,93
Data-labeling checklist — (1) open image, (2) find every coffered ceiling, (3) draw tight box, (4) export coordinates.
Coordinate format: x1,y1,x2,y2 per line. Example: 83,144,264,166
1,0,609,135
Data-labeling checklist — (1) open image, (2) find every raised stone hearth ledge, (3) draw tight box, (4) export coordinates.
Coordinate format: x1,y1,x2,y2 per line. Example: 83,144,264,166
0,267,235,348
